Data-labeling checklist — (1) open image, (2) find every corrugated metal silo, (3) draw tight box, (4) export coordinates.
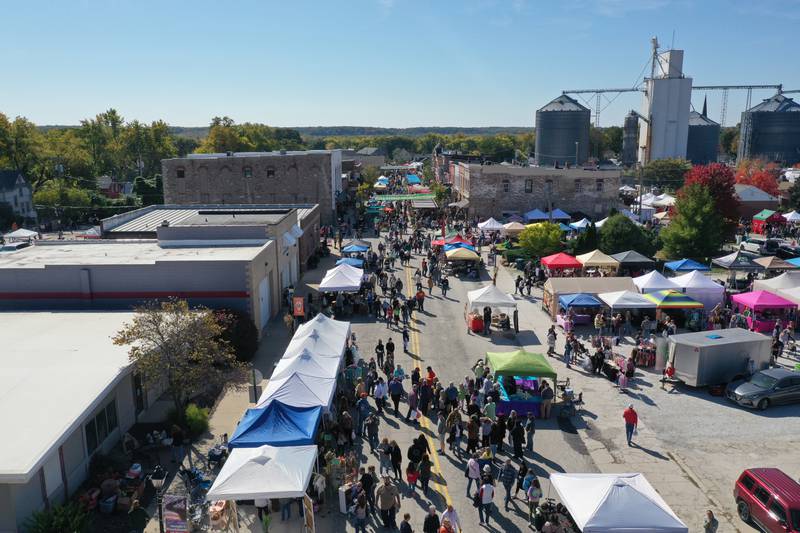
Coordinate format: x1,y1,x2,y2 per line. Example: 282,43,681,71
737,93,800,165
686,110,719,164
622,111,639,167
535,95,590,166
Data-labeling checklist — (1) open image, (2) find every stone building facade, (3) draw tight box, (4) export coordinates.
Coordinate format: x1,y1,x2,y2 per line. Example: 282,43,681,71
162,151,342,223
453,163,622,219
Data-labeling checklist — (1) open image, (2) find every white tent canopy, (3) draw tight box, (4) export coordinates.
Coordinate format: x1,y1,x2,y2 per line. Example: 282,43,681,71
671,270,725,310
753,271,800,292
783,211,800,222
206,445,318,501
477,217,504,231
257,373,336,411
598,290,657,310
570,218,592,230
595,217,609,228
634,270,680,294
271,349,341,380
550,473,688,533
651,193,676,207
466,284,517,311
284,328,346,360
778,286,800,305
3,228,37,240
318,263,364,292
297,313,351,338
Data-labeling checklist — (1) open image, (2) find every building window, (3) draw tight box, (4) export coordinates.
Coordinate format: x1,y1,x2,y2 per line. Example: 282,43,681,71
243,166,253,178
502,179,510,193
575,179,583,193
596,179,604,192
176,167,185,179
545,179,553,194
266,168,276,178
85,399,118,455
524,179,533,193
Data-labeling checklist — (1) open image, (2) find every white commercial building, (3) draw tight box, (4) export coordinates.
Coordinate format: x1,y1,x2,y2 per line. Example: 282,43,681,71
0,312,158,531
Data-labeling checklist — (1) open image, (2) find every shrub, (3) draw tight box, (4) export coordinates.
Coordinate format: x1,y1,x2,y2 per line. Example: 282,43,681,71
214,309,259,362
25,502,90,533
184,403,210,437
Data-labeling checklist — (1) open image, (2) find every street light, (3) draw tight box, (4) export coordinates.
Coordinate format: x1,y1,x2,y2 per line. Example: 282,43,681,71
575,142,580,166
150,465,167,533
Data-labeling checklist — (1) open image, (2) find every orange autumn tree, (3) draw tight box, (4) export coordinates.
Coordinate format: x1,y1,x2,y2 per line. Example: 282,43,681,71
735,159,781,196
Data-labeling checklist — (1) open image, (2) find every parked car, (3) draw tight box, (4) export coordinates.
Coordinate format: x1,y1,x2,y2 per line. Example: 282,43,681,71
777,243,800,260
734,468,800,532
726,368,800,410
740,237,781,255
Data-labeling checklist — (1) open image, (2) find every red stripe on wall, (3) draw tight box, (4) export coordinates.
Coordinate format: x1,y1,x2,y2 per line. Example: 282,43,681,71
0,291,249,300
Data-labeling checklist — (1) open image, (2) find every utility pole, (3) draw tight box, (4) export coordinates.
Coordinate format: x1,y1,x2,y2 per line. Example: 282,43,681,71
575,142,579,167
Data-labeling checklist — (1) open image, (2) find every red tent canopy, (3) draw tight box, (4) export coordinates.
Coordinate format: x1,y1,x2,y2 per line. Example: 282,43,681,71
431,238,446,246
541,252,582,269
446,235,473,245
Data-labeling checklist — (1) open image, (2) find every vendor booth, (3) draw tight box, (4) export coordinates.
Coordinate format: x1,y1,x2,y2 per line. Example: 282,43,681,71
341,244,369,254
257,373,336,412
550,208,571,220
477,217,504,231
343,239,371,249
272,350,341,380
557,293,602,330
754,255,798,272
752,208,785,235
731,290,796,333
783,210,800,223
206,445,318,501
712,250,764,273
485,350,557,417
753,270,800,292
541,252,582,276
2,227,37,241
444,247,480,261
598,290,657,313
664,258,710,272
576,249,620,274
503,221,526,235
336,257,364,267
643,289,704,328
668,329,772,387
543,277,636,318
549,473,688,533
228,402,322,448
524,208,548,222
670,270,725,311
611,250,655,276
570,218,592,231
318,263,364,293
633,270,679,294
466,284,518,334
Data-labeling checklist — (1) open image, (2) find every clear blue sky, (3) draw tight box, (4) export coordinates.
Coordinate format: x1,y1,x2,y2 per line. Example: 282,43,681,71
2,0,799,129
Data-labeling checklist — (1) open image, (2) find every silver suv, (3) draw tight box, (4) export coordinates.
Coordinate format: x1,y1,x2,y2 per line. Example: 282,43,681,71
726,368,800,410
740,237,780,255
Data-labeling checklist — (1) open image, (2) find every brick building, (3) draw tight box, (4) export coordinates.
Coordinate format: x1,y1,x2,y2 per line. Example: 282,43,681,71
432,149,484,184
162,150,342,223
452,163,622,219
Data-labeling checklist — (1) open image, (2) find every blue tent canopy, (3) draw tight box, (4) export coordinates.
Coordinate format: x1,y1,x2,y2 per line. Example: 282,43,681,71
559,223,573,232
342,244,370,253
550,208,571,220
664,258,711,272
337,257,364,267
406,174,421,184
559,293,603,308
444,243,476,252
229,401,322,448
787,257,800,267
524,208,548,221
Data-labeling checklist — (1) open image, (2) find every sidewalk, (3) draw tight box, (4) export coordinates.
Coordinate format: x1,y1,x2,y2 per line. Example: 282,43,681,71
491,261,742,532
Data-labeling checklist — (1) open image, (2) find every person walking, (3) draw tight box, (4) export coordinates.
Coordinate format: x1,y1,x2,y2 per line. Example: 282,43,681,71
374,377,387,414
466,454,481,497
427,275,434,295
514,462,529,499
525,412,536,453
386,338,395,362
389,377,404,415
511,416,525,459
623,404,638,446
419,453,433,497
540,381,554,419
402,326,410,353
406,385,419,423
390,440,403,479
353,493,369,533
437,414,447,454
546,326,557,356
500,459,517,511
441,504,462,533
378,438,392,475
423,505,440,533
375,340,385,368
482,306,492,335
441,276,450,297
376,475,401,529
477,479,495,526
400,513,414,533
526,478,542,526
703,510,719,532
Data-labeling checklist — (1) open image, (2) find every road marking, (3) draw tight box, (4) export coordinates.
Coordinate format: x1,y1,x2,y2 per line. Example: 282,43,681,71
404,261,454,506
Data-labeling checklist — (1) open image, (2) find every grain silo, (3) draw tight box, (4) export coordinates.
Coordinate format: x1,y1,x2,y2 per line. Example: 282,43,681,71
686,108,720,165
622,111,639,167
535,94,590,167
737,93,800,165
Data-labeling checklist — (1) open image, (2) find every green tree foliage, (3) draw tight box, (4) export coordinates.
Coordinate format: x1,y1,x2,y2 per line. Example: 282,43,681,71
133,174,163,206
682,163,739,232
661,183,726,260
598,214,657,256
519,222,562,258
25,502,90,533
571,223,599,255
719,127,739,157
198,117,304,153
113,299,248,418
789,181,800,211
642,158,692,189
431,182,449,205
33,178,92,207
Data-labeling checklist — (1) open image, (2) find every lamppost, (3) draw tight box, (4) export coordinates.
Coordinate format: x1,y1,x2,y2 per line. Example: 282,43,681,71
150,465,166,533
575,141,580,166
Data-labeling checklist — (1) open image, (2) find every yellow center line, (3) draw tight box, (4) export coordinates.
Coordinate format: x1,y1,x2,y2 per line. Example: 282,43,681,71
404,261,453,506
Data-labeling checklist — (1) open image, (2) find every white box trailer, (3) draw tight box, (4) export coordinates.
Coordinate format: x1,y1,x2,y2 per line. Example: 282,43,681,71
667,328,772,387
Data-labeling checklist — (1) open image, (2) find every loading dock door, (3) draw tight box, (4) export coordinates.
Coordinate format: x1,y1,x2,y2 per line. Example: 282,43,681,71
258,277,270,329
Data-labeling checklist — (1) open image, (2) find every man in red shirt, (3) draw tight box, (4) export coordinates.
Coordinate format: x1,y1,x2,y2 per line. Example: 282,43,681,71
623,404,638,446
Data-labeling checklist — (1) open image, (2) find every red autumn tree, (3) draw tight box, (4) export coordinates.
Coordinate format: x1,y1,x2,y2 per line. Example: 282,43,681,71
735,160,781,196
681,163,739,231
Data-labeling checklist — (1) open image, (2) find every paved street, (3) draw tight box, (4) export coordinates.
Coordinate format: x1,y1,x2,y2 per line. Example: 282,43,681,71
157,229,800,533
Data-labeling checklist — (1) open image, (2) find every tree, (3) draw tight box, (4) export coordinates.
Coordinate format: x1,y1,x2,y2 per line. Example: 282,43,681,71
661,183,726,260
0,114,42,177
735,159,780,196
518,222,562,258
571,223,598,255
113,299,247,419
719,127,739,158
598,214,656,256
431,182,449,206
682,163,739,230
642,158,692,189
788,181,800,211
33,178,92,207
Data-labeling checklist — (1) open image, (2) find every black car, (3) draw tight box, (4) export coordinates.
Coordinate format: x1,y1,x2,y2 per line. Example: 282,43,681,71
777,243,800,260
726,368,800,410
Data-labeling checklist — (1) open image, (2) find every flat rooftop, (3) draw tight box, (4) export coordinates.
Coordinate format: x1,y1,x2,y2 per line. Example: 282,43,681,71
0,311,136,482
0,241,269,269
163,150,337,161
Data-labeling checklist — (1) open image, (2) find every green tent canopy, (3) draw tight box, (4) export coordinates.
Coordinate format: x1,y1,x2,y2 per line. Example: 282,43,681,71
753,209,777,221
486,350,557,379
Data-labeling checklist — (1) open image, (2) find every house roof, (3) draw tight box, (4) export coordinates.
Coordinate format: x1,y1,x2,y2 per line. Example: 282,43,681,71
734,184,778,203
538,94,588,113
0,170,27,191
356,147,384,156
688,110,719,127
747,93,800,113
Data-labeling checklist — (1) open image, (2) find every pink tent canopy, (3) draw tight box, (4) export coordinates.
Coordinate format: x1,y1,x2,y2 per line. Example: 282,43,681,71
732,290,796,311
